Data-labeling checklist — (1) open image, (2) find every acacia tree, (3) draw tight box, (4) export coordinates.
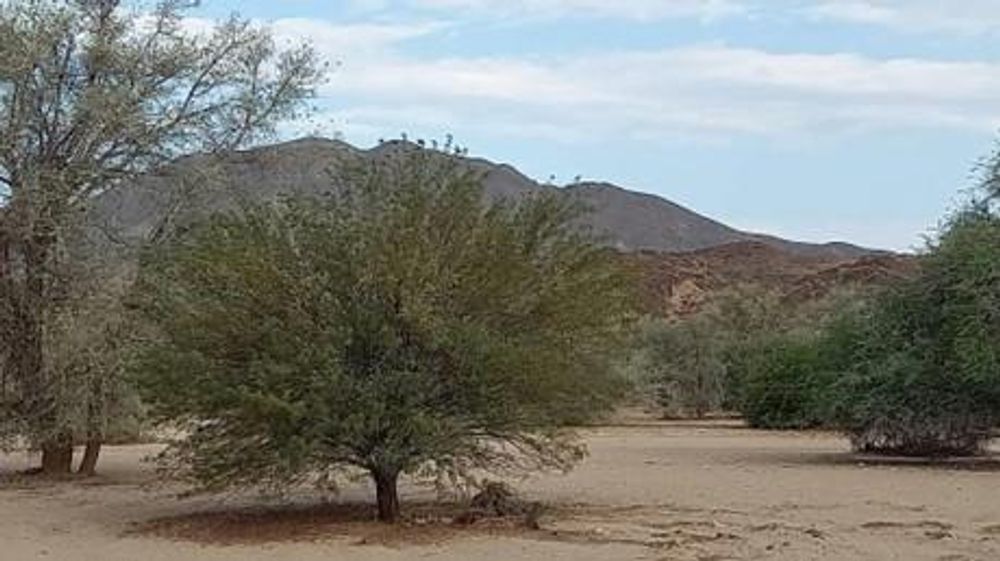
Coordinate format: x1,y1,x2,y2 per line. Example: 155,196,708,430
133,146,633,522
0,0,324,474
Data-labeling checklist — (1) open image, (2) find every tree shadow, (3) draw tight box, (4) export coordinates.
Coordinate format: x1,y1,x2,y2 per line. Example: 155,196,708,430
767,451,1000,472
127,500,542,547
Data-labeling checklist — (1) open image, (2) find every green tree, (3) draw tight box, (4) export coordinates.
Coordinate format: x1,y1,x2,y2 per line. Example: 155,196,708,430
830,204,1000,455
132,146,633,522
632,286,795,420
0,0,324,474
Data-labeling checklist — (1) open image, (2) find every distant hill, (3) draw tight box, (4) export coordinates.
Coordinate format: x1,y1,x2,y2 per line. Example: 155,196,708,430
567,182,874,260
91,137,880,261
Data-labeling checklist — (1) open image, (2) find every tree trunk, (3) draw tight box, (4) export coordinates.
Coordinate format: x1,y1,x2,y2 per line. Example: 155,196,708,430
40,433,74,475
78,437,101,476
372,468,401,523
79,373,106,477
21,232,70,475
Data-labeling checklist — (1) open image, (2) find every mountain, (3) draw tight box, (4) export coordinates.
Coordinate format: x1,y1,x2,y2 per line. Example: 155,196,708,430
568,182,873,259
91,137,878,261
84,137,909,317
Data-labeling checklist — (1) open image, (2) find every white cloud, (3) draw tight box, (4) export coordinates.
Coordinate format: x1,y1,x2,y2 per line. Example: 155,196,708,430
807,1,1000,35
379,0,1000,34
256,17,1000,144
269,19,446,58
408,0,747,21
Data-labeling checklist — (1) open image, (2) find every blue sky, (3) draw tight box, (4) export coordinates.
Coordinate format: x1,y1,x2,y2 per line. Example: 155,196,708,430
190,1,1000,251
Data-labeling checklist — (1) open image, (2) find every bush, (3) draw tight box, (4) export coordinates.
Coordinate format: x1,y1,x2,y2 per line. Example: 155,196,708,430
729,192,998,453
833,355,996,456
637,316,727,418
731,289,872,430
738,334,834,429
709,286,787,410
631,286,787,419
633,285,861,422
827,205,1000,456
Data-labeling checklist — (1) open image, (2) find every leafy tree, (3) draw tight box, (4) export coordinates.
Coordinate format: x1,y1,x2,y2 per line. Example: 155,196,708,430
132,146,633,522
829,204,1000,456
632,285,796,419
729,193,998,445
0,0,324,474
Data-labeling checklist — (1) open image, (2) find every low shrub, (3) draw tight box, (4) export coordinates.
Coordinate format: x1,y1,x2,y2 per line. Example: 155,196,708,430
738,334,835,429
636,316,727,419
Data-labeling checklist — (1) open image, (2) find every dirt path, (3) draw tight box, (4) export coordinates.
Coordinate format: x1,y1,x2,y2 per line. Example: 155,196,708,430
2,423,998,561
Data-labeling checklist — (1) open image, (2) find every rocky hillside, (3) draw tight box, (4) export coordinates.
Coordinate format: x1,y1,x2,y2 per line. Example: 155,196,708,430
628,241,917,317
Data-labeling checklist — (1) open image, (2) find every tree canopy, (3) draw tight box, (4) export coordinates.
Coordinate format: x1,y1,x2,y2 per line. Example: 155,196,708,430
132,146,634,521
0,0,324,474
828,202,1000,456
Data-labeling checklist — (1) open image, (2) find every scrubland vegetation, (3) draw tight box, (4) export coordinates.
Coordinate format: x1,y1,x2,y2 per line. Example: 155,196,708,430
636,166,1000,456
0,3,998,552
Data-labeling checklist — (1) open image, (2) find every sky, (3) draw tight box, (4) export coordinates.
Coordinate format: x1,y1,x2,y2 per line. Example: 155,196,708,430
190,0,1000,251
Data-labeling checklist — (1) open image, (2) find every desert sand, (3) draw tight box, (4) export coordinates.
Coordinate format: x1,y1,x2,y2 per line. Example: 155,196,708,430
2,421,998,561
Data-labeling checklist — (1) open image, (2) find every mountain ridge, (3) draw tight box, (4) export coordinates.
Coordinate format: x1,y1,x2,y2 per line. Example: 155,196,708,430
92,137,883,262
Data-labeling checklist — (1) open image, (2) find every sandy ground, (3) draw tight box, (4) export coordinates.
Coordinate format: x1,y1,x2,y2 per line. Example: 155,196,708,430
2,421,999,561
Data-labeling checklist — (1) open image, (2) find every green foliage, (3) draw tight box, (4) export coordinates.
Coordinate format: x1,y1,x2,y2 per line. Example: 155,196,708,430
633,280,879,427
709,286,787,410
719,175,998,448
131,146,633,519
636,316,727,418
738,332,839,430
635,284,804,419
0,0,324,472
731,289,869,430
828,206,1000,456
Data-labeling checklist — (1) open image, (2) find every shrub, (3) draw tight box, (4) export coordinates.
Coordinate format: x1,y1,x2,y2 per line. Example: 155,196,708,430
738,333,834,429
731,290,870,430
637,316,727,418
828,206,1000,456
